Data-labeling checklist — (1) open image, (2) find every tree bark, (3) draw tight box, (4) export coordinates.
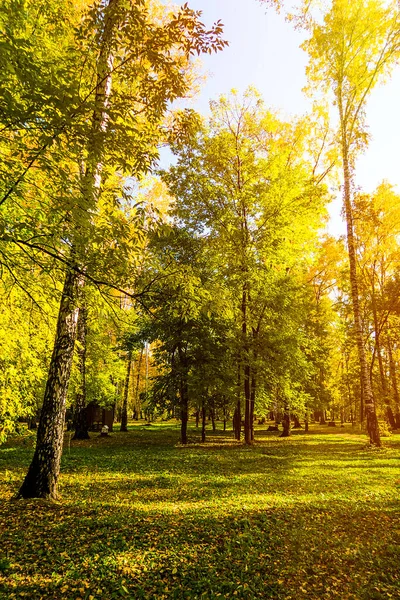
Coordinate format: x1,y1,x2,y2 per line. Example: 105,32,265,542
339,101,381,446
134,346,144,419
250,371,256,441
371,280,396,428
242,287,252,445
292,415,302,429
180,375,189,444
211,398,216,433
72,305,89,440
280,402,291,438
17,269,81,499
233,362,241,440
387,333,400,429
120,349,132,432
201,402,206,443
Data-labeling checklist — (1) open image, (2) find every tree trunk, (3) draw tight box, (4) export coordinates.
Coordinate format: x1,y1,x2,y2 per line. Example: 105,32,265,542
120,349,132,432
233,362,241,440
292,415,302,429
201,402,206,443
250,371,256,441
339,109,381,446
72,305,89,440
280,402,290,438
371,282,396,428
211,399,216,433
180,376,189,445
223,400,227,432
17,269,81,499
305,409,309,433
195,409,200,428
242,287,253,445
134,346,144,419
387,333,400,429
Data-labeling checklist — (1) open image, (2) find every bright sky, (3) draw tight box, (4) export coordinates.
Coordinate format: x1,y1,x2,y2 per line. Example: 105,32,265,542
174,0,400,236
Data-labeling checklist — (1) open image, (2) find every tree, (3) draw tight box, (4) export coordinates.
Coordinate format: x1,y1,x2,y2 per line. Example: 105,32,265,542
14,0,227,499
163,90,328,444
299,0,400,445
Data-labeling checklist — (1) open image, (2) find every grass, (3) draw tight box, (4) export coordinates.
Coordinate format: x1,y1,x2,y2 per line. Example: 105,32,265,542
0,422,400,600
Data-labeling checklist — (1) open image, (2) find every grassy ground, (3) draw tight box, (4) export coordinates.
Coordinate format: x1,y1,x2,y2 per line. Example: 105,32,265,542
0,422,399,600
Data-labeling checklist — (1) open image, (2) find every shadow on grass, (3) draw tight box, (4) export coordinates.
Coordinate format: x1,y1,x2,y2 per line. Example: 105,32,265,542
1,494,399,600
1,426,400,599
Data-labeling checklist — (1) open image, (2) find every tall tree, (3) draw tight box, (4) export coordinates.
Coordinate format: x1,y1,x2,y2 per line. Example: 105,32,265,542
14,0,227,498
163,90,328,444
300,0,400,445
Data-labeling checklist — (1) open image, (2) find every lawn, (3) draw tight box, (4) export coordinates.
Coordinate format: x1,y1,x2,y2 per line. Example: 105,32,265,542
0,423,399,599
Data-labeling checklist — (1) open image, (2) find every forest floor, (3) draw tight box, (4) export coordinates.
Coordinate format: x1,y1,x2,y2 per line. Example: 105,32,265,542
0,422,399,600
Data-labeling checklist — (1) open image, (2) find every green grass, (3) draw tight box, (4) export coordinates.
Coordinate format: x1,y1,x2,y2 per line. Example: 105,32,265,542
1,422,400,599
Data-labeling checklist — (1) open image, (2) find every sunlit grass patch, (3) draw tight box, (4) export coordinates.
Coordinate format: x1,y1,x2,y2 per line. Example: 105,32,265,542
1,423,400,599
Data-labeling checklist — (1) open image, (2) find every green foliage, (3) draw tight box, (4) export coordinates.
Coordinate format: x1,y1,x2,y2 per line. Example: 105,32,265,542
0,285,56,442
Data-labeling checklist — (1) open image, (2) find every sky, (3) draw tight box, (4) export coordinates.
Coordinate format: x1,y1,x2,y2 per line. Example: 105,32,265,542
170,0,400,235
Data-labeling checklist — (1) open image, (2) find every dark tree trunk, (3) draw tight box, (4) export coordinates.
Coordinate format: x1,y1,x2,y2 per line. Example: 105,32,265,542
72,305,89,440
387,334,400,429
280,403,291,438
241,286,253,446
17,269,81,499
177,345,189,444
233,362,241,440
244,362,251,444
223,398,227,432
120,349,132,432
180,377,189,444
134,346,144,419
195,409,200,428
292,415,302,429
211,401,216,433
250,371,256,442
201,402,206,443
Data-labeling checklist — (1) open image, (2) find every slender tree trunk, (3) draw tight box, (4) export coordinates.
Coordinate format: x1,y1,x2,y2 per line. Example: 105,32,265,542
371,282,396,428
223,398,227,432
195,409,200,428
201,401,206,443
250,371,256,441
72,305,89,440
339,107,381,446
134,346,144,418
17,269,81,499
242,287,252,445
280,401,290,438
233,361,241,440
387,333,400,429
305,407,309,433
211,398,216,433
180,375,189,445
120,349,132,432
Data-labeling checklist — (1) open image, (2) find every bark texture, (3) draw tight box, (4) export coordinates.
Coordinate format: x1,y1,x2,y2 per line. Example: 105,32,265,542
18,269,80,499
